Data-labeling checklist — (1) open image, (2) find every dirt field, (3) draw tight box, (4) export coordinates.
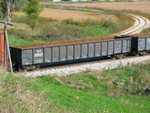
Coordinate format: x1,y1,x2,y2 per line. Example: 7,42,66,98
59,2,150,14
40,8,118,21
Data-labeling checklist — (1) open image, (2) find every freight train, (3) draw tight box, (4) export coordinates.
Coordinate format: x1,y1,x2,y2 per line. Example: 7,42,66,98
10,34,150,70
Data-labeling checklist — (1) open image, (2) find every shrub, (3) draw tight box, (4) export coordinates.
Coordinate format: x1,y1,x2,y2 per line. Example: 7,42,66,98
124,64,150,95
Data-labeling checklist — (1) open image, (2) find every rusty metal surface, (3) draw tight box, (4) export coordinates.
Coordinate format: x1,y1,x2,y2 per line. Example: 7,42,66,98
10,35,114,49
10,33,150,50
0,31,5,64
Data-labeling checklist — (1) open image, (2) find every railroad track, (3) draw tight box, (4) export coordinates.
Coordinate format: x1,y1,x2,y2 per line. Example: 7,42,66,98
19,55,150,77
116,14,150,35
16,4,150,77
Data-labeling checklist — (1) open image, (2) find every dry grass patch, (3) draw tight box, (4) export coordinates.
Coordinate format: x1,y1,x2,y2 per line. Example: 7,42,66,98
40,8,118,21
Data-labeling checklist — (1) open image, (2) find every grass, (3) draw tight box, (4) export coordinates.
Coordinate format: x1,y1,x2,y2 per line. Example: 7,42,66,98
7,17,117,45
142,28,150,33
8,35,33,45
0,63,150,112
6,7,133,46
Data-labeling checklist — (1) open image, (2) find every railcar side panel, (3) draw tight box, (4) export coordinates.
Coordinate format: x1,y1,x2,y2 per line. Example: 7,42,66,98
108,41,113,55
88,43,95,57
52,47,59,62
45,47,51,63
74,44,81,59
33,48,44,64
67,45,73,60
22,50,32,65
146,37,150,50
127,39,131,52
60,46,67,61
101,42,107,56
81,44,88,58
114,40,122,54
122,40,128,53
138,38,146,51
95,42,101,57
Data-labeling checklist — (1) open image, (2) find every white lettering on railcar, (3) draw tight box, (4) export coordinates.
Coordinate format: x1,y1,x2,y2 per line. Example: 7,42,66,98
34,53,43,57
36,50,42,53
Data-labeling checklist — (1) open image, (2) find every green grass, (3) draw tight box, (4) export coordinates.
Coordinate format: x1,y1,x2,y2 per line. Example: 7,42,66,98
1,63,150,112
27,76,149,113
8,24,111,45
141,28,150,33
8,35,33,45
82,27,110,37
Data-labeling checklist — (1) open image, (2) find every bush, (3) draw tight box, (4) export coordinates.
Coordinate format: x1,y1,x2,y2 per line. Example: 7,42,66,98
124,64,150,95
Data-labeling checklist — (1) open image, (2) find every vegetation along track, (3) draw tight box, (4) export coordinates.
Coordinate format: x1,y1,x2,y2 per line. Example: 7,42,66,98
16,4,150,76
41,3,150,36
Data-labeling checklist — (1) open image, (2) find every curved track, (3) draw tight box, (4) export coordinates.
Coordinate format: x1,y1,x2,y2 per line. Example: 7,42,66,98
17,4,150,76
116,14,150,36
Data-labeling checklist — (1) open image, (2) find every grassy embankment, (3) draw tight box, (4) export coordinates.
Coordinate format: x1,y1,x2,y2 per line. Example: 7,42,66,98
6,7,133,45
0,63,150,113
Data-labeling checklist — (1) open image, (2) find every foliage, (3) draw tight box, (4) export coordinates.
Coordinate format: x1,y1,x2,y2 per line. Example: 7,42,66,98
0,0,7,19
12,0,27,11
23,0,42,30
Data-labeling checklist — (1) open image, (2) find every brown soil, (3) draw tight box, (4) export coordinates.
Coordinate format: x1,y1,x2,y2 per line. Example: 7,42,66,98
40,8,118,21
59,2,150,14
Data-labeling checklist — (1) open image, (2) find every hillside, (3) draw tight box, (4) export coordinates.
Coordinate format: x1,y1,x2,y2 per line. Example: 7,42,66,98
0,63,150,113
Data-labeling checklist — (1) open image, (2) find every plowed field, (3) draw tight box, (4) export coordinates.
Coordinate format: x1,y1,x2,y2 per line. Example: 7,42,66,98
59,2,150,14
40,8,118,21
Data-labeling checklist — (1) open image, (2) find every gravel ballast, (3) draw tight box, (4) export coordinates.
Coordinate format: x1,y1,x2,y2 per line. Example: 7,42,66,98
22,55,150,77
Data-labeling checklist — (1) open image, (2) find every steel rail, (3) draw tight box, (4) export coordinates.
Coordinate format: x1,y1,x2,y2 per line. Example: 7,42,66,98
116,14,148,35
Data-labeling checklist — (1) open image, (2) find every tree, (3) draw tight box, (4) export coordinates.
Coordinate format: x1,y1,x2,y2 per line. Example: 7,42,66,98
0,0,25,22
24,0,42,30
12,0,27,11
0,0,7,19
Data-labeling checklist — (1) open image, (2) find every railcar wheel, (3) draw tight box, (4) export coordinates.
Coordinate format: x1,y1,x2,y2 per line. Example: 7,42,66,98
115,54,124,59
139,51,147,56
110,55,115,60
22,65,40,71
146,51,150,54
13,63,22,71
35,65,40,69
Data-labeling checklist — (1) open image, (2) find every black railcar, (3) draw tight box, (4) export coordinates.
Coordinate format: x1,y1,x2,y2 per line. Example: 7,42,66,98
10,33,150,70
